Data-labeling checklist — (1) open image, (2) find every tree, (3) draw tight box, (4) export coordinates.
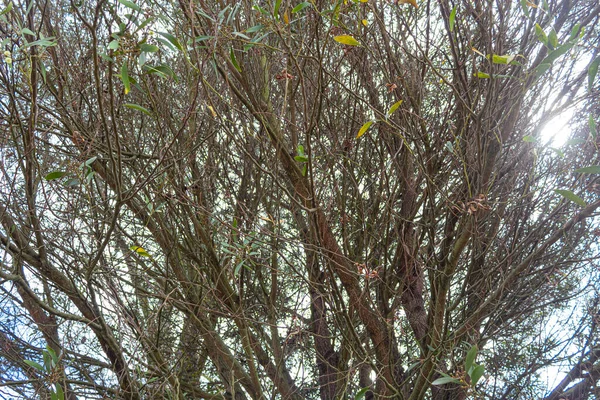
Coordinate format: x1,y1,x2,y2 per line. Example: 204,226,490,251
1,0,599,398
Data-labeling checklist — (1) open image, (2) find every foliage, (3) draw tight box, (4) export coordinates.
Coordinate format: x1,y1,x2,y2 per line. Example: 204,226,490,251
1,0,599,399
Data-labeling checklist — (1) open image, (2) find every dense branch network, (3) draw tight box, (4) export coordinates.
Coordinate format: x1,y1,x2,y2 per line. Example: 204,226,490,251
0,0,599,399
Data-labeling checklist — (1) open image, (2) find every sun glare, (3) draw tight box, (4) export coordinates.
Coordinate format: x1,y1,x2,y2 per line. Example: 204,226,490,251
541,110,574,147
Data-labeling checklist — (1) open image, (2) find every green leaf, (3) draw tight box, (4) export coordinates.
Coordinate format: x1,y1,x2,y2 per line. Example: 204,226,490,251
535,63,551,78
54,383,65,400
135,16,154,32
218,4,230,23
195,35,212,42
569,23,581,41
292,2,311,13
470,364,485,386
355,387,370,400
0,2,13,16
43,351,52,370
140,43,159,53
108,40,119,50
118,0,142,12
590,114,598,139
541,42,574,66
232,31,251,40
490,54,515,64
432,376,461,385
535,24,547,46
121,62,131,94
39,60,47,83
130,245,152,257
541,0,549,11
82,156,97,167
21,27,35,36
563,138,585,147
387,100,403,116
274,0,282,17
574,166,600,174
246,24,264,33
22,37,57,48
294,155,309,162
84,170,95,183
64,178,80,188
445,141,454,152
522,135,535,142
230,48,242,72
234,259,244,275
589,57,599,90
46,346,58,366
548,29,558,50
356,121,374,139
34,39,58,49
24,360,44,371
124,103,151,115
45,171,68,181
520,0,530,18
475,72,490,79
449,6,457,32
157,32,183,51
406,361,420,372
554,190,587,207
144,64,177,81
334,35,360,46
549,147,564,158
465,345,478,374
253,5,269,15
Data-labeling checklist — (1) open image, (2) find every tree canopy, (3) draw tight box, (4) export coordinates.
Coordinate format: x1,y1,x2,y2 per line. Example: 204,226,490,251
1,0,600,399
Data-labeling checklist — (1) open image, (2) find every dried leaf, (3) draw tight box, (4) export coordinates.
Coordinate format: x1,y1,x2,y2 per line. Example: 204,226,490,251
397,0,418,7
471,47,485,57
207,104,217,117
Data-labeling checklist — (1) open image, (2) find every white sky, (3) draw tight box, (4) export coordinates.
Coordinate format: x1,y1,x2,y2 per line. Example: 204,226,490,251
541,110,574,147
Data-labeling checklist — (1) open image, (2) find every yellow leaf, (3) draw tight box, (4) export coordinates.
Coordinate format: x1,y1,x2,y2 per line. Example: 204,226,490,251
130,245,151,258
387,100,403,116
356,121,374,139
207,104,217,117
398,0,418,7
283,10,289,24
471,47,485,57
360,0,368,2
334,35,360,46
361,19,368,26
489,54,515,64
